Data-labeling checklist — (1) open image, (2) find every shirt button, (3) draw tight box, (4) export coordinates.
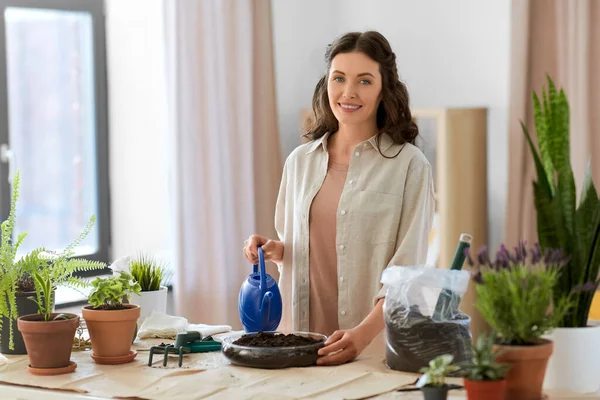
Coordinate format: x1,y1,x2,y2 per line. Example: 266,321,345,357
348,180,354,185
341,310,347,316
340,276,344,282
340,210,346,215
303,279,307,284
355,152,360,157
339,244,345,250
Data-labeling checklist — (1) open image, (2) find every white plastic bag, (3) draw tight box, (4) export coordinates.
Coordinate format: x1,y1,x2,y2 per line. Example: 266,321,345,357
381,265,472,373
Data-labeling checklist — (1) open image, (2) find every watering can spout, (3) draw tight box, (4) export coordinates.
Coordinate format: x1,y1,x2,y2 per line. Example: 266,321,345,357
260,292,273,329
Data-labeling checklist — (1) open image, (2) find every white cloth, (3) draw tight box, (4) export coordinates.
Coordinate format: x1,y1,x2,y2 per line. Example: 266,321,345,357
137,311,231,339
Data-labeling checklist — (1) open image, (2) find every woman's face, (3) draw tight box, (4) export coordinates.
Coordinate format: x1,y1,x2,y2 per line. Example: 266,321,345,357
327,51,383,128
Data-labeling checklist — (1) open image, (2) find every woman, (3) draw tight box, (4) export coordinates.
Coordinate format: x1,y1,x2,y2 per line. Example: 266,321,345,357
243,31,435,366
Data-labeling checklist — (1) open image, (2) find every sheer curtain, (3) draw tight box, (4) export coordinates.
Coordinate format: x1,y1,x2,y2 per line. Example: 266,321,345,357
505,0,600,247
163,0,282,327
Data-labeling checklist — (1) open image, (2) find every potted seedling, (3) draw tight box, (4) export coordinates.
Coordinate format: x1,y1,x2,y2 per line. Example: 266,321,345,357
459,333,509,400
82,271,141,364
416,354,460,400
126,253,171,326
16,216,106,375
466,242,573,400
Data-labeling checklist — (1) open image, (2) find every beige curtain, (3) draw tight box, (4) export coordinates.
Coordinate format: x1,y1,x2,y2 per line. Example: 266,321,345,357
164,0,282,328
505,0,600,247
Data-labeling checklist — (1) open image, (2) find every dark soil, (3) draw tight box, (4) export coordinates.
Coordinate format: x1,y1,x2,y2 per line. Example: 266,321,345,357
385,305,472,374
91,304,131,311
224,332,325,369
16,276,35,293
233,332,323,347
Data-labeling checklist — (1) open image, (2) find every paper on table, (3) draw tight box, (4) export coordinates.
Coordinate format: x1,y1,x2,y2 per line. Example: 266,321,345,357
137,311,231,339
0,342,419,400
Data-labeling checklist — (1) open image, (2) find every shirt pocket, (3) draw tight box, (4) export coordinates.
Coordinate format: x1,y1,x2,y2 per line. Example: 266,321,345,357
352,191,402,245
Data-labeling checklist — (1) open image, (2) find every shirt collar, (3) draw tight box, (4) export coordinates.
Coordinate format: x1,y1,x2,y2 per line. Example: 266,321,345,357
306,131,396,155
305,132,331,154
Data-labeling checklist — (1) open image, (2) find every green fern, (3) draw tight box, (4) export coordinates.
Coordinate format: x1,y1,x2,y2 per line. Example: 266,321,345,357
0,170,28,351
523,75,600,327
30,215,106,321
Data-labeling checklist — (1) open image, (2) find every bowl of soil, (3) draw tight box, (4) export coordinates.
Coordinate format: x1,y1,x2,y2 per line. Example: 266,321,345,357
221,331,326,369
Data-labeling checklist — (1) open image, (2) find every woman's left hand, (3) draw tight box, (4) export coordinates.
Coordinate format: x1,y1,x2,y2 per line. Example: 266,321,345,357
316,327,370,366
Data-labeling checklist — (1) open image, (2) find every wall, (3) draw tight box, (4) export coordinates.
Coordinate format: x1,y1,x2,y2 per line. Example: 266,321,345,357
271,0,511,252
105,0,172,263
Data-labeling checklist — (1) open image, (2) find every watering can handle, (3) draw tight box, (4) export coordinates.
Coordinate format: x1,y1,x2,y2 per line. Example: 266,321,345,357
253,247,268,292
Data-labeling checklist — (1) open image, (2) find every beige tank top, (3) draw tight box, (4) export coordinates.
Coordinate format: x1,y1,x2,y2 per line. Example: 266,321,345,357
308,161,348,336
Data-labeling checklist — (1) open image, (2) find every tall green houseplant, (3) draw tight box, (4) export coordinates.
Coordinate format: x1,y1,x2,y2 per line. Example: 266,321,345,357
522,75,600,327
0,170,27,350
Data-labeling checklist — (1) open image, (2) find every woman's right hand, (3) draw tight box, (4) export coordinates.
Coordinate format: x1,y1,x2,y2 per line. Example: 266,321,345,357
243,234,284,264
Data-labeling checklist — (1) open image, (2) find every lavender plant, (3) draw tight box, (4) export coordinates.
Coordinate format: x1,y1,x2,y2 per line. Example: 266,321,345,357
466,242,573,345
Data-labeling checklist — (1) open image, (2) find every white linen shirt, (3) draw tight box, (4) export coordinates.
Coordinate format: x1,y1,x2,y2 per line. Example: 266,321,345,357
274,131,435,333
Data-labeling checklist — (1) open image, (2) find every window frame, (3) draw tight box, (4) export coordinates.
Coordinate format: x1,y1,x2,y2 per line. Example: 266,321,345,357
0,0,111,276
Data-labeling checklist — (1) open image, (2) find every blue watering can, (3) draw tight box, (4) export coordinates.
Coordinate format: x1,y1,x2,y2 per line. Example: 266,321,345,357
238,247,282,332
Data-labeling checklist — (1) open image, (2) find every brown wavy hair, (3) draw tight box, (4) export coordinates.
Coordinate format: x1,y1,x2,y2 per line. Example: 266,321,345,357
303,31,418,156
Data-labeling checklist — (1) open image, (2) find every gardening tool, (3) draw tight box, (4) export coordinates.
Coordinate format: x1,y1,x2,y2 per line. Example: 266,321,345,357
432,233,472,319
147,331,222,367
238,247,282,332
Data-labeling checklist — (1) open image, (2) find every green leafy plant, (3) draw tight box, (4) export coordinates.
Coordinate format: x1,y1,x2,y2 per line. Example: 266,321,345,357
521,75,600,327
28,215,106,321
88,271,141,310
129,254,167,292
466,242,572,345
416,354,460,388
458,333,510,381
0,171,40,349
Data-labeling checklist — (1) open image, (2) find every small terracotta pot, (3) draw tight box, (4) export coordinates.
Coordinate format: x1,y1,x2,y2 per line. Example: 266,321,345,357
82,304,140,362
17,313,79,369
464,378,506,400
494,339,553,400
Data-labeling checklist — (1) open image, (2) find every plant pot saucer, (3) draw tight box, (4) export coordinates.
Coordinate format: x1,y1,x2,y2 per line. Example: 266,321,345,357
28,361,77,376
91,350,137,365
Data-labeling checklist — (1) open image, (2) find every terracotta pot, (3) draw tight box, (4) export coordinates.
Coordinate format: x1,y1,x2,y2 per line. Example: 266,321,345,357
463,378,506,400
82,304,140,361
493,339,553,400
16,313,79,369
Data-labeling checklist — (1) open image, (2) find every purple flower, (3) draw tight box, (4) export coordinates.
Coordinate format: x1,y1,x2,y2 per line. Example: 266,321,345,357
464,248,474,267
477,246,490,267
530,243,542,264
571,281,599,294
471,270,484,284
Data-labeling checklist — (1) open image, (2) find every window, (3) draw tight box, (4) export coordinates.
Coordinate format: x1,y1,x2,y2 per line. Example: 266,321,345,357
0,0,110,276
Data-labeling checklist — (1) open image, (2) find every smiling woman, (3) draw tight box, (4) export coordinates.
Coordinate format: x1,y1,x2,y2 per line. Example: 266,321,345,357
243,30,435,367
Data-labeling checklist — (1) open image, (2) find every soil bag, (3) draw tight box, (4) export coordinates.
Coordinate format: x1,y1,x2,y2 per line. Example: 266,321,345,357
382,265,472,373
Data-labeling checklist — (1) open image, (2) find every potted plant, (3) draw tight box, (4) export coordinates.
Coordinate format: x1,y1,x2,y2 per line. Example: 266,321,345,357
16,216,106,375
125,253,170,326
521,75,600,393
82,271,141,364
459,333,509,400
466,242,572,400
415,354,459,400
0,170,41,354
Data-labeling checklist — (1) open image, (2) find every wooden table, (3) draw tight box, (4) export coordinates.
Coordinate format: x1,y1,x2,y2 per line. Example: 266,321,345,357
0,338,596,400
